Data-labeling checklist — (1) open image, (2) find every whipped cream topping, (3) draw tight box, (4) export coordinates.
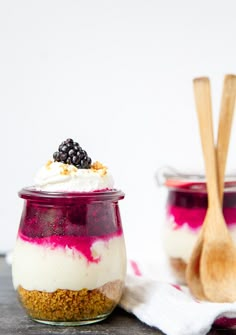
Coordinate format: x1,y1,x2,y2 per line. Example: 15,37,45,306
34,160,114,192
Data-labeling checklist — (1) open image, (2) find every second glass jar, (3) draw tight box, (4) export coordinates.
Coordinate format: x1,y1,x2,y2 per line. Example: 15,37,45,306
158,168,236,284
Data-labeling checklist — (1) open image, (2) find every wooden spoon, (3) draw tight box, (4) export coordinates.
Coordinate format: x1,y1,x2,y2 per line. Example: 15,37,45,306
186,76,236,302
186,227,206,300
216,74,236,203
201,75,236,302
186,77,213,300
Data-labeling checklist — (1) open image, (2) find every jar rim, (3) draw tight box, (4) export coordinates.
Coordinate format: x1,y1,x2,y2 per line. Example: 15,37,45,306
18,187,125,201
155,166,236,192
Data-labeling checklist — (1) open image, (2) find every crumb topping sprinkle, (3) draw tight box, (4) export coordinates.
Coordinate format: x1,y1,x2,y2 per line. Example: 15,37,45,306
45,160,108,176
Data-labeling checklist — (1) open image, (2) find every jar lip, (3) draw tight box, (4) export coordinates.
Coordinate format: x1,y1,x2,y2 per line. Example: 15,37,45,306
155,166,236,191
18,186,125,201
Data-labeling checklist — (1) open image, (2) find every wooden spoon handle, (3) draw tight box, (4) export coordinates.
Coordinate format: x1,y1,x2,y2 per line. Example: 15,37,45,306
193,78,219,209
217,74,236,203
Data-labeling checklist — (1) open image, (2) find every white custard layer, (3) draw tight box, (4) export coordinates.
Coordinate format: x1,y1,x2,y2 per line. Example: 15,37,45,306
34,161,114,192
12,235,126,292
163,216,236,263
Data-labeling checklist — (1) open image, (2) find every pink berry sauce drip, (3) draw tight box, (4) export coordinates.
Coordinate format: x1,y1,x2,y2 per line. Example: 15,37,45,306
167,189,236,230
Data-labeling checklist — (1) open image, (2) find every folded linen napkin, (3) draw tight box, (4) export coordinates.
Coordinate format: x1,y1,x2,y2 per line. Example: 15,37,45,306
119,258,236,335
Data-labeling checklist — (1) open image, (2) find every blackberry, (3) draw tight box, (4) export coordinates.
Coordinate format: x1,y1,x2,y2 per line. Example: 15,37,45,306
53,138,92,169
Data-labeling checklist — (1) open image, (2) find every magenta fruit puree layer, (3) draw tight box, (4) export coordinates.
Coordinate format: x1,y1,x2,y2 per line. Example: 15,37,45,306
18,188,124,262
167,189,236,230
167,206,236,230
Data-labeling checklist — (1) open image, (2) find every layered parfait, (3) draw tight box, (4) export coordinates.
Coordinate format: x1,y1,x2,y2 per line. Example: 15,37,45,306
162,173,236,284
12,139,126,325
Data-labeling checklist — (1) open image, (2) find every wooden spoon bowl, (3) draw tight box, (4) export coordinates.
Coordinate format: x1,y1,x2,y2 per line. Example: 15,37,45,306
201,200,236,302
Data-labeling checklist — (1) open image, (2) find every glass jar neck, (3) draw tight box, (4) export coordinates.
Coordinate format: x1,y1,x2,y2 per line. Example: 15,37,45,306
18,187,125,204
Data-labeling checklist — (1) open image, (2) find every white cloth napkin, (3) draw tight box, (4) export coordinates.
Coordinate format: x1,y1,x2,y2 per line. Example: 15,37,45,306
119,258,236,335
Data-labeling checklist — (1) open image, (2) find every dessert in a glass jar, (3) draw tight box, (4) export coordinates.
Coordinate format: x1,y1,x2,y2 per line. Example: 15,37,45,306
12,138,127,325
158,168,236,284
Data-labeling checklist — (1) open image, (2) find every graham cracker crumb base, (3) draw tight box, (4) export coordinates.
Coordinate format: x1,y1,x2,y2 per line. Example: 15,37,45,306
169,257,187,284
17,280,124,322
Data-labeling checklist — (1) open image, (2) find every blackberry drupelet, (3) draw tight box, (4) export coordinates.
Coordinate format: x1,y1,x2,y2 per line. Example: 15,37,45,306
53,138,92,169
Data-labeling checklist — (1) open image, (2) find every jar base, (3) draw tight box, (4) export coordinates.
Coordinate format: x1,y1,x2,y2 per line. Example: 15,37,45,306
32,314,109,326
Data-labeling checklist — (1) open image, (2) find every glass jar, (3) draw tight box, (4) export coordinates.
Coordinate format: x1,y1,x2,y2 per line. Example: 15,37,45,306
157,167,236,284
12,187,126,326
